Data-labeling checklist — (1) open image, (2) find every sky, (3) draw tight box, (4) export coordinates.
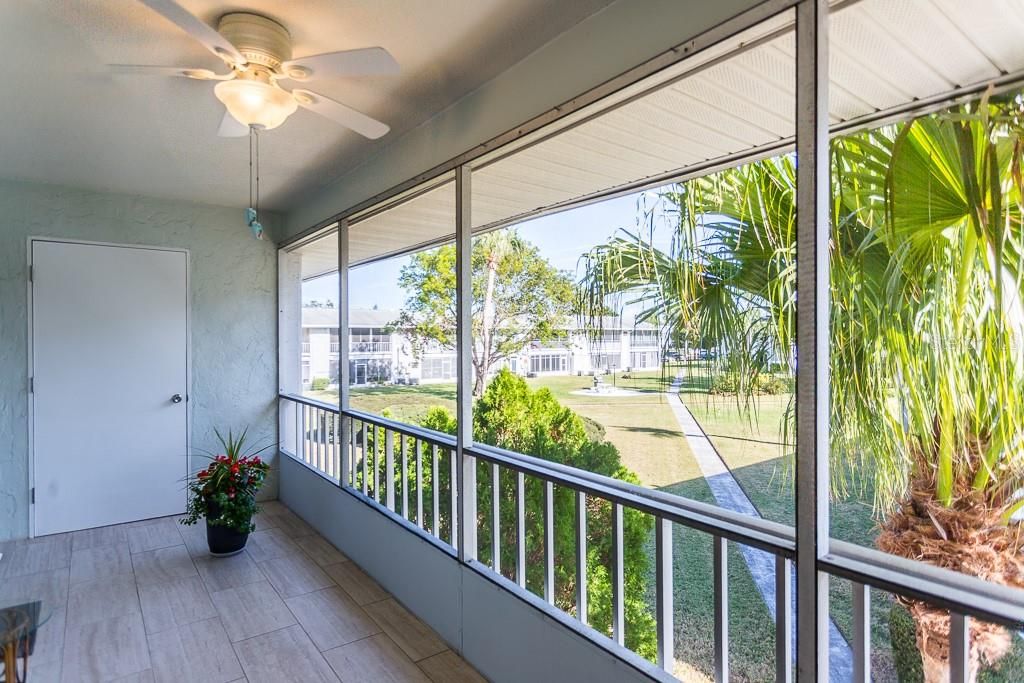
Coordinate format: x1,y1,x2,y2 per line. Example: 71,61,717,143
301,188,679,313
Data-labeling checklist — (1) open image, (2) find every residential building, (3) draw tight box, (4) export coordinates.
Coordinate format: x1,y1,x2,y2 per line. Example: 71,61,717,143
302,307,661,388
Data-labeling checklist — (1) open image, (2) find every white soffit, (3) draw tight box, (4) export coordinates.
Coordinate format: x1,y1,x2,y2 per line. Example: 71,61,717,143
293,227,337,281
313,0,1024,270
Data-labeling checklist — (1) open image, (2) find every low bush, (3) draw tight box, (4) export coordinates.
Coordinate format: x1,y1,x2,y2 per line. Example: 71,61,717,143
310,376,329,391
889,602,923,683
708,371,788,395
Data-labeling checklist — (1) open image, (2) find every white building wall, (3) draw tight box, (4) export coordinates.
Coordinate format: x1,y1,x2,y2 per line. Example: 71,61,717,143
308,327,332,381
307,322,661,386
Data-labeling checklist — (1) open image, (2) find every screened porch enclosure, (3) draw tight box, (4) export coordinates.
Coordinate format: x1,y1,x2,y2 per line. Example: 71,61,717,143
276,1,1024,682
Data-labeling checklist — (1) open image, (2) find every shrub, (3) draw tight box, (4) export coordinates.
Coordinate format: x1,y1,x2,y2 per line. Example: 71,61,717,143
709,371,788,395
310,376,329,391
362,370,658,661
889,602,924,683
471,370,657,660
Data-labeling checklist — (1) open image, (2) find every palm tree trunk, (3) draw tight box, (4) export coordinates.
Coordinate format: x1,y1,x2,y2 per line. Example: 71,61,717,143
878,470,1019,681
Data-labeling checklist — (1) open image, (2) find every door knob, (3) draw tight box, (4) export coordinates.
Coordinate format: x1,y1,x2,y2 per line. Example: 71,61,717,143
171,394,183,404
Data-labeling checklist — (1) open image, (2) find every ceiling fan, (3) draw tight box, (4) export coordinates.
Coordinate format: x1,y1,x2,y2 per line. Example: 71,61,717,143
113,0,399,139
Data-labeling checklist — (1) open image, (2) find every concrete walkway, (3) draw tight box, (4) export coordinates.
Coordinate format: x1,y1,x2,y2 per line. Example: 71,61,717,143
666,375,854,682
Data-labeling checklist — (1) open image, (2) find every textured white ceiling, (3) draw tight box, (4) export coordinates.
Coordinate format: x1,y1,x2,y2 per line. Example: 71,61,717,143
0,0,615,211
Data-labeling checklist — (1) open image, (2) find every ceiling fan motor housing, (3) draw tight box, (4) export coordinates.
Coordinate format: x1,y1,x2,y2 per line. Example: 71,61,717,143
218,13,292,72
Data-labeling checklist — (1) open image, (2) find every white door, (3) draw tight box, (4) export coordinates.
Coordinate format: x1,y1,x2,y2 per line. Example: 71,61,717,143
32,240,188,535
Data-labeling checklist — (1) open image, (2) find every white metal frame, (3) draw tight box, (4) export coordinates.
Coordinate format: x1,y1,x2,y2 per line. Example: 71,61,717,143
275,1,1024,680
26,236,192,538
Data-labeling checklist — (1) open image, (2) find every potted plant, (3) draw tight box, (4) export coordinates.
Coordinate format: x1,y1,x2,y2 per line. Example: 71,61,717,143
181,428,271,556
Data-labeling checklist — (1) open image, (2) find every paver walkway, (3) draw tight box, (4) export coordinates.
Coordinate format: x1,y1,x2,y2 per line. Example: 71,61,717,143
666,374,854,682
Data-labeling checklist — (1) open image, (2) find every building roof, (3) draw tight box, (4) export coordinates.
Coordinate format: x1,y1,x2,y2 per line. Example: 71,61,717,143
303,307,400,328
303,307,656,331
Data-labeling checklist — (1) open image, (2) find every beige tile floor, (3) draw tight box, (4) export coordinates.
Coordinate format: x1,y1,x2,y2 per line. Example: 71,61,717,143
0,501,486,683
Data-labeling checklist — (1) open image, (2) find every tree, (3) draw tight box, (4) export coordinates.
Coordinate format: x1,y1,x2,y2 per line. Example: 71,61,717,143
396,232,574,395
353,371,657,659
425,370,657,659
581,97,1024,680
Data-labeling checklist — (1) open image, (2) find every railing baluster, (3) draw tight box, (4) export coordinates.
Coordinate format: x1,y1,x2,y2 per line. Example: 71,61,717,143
449,448,458,549
416,440,424,528
331,412,338,479
310,408,316,468
348,417,356,485
385,429,395,511
401,435,409,519
776,556,792,683
852,581,870,683
516,471,526,589
302,405,309,464
950,612,969,683
576,490,587,625
374,425,382,503
349,416,356,487
333,413,340,479
612,501,624,645
294,400,300,457
491,462,500,574
544,480,554,604
311,408,317,470
361,421,368,496
655,517,673,672
432,444,440,538
317,409,324,471
341,414,350,485
714,535,728,683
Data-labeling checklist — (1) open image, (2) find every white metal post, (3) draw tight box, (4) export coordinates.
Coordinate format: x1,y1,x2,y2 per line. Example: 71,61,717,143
338,219,350,487
795,0,831,680
278,250,303,454
456,165,476,562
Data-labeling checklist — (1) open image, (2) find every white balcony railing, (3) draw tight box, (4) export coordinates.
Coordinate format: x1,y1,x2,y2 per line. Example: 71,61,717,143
330,342,340,353
350,341,391,354
279,392,1024,682
301,342,310,354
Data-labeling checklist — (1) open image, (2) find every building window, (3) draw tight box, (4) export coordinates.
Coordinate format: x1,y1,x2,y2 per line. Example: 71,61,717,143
530,353,567,374
422,356,456,380
590,353,620,370
631,330,658,347
630,352,647,369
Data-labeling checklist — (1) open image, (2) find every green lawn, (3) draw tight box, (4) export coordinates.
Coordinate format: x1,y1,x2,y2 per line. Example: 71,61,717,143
526,372,698,488
308,383,456,425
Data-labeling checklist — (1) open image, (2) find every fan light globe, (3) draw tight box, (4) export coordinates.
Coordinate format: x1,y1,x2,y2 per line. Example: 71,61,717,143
214,79,297,130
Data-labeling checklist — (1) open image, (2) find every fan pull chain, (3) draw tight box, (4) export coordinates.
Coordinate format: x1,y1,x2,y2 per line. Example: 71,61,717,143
246,125,264,240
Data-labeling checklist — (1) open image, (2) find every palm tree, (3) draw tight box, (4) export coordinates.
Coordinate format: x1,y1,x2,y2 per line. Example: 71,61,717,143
581,94,1024,681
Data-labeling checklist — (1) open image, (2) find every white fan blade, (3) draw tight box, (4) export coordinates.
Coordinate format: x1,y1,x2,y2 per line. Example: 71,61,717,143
108,65,234,80
280,47,399,81
217,111,250,138
292,89,390,139
138,0,247,67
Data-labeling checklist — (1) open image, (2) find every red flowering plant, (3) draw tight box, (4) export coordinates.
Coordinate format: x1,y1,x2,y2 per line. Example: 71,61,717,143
181,427,272,533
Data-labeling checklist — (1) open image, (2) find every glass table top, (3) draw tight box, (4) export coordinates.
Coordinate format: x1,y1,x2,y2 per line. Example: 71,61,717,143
0,600,54,648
